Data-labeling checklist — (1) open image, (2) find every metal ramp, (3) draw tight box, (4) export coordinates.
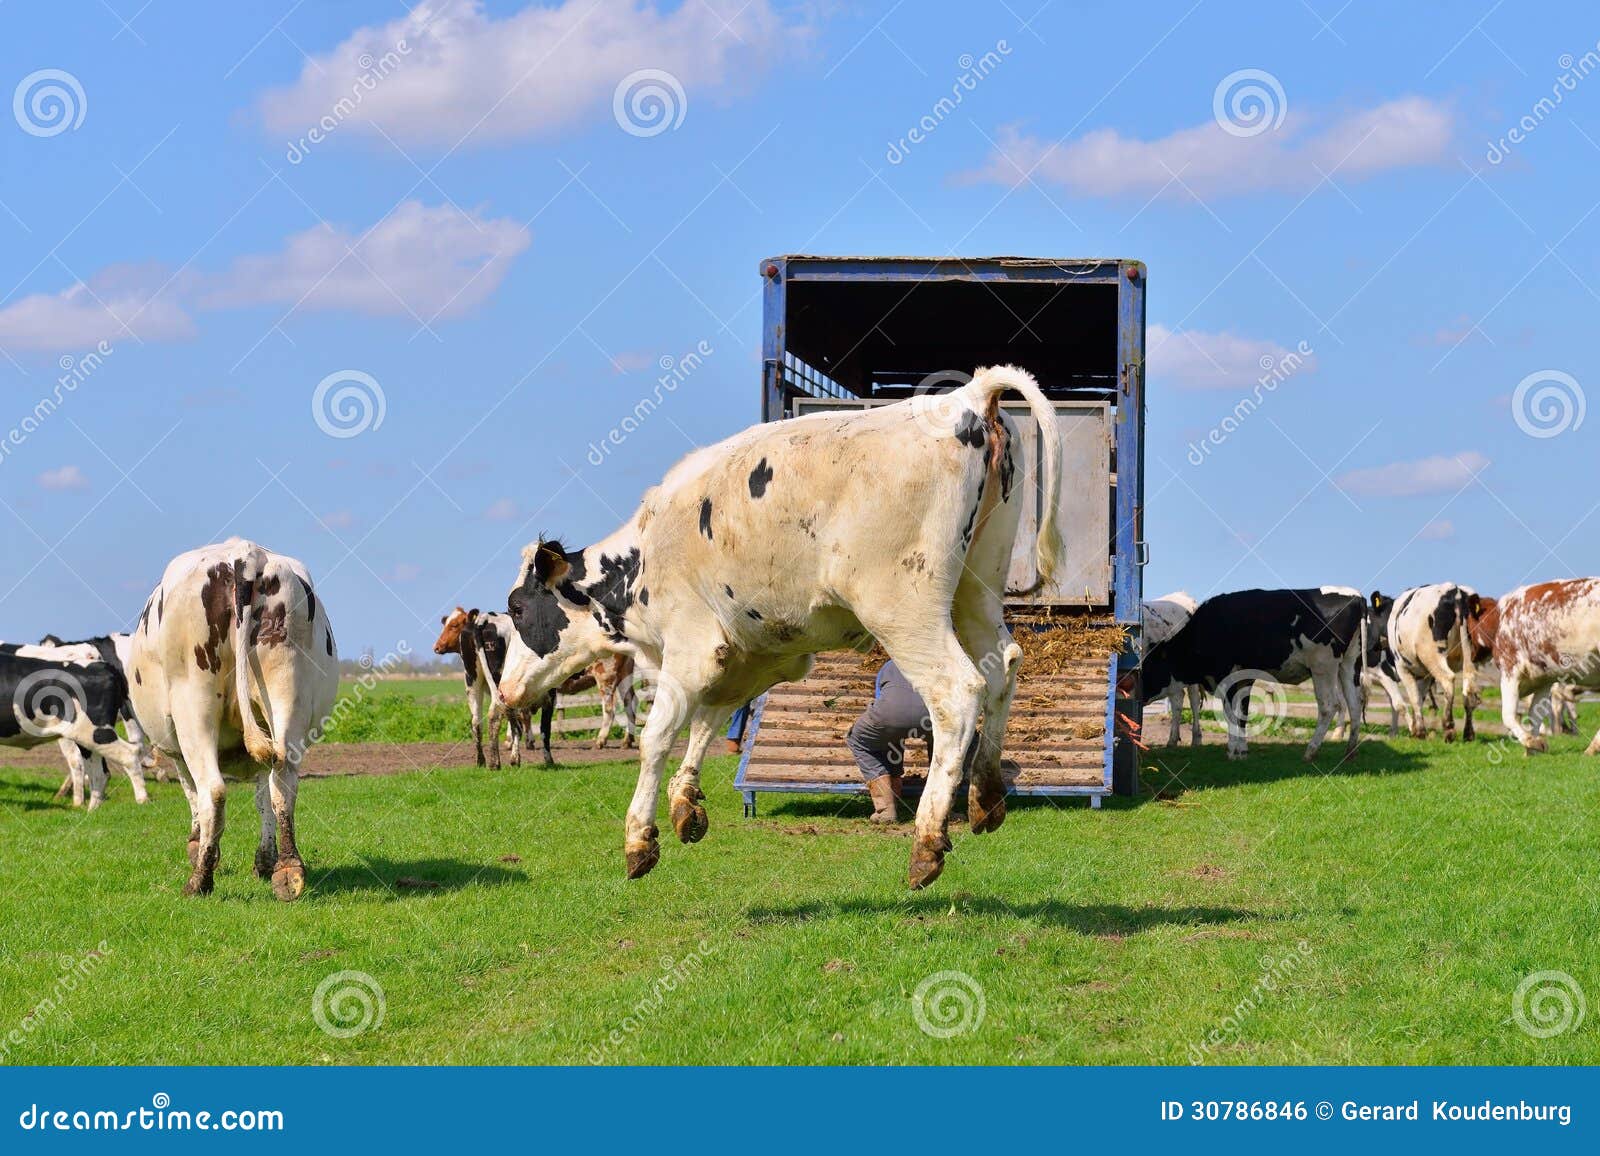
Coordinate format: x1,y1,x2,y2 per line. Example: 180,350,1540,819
734,645,1115,815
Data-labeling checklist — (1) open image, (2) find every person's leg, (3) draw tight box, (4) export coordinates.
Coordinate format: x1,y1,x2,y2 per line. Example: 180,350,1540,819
724,701,749,754
846,712,905,823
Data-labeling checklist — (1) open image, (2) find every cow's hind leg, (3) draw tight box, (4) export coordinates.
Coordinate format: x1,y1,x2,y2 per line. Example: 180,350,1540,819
621,681,639,748
953,598,1019,837
668,706,733,845
1501,672,1543,753
267,761,304,901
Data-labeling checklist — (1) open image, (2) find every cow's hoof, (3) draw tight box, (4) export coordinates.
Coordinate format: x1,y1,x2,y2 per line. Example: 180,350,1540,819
907,835,950,890
271,860,306,902
253,845,277,880
670,788,709,844
624,736,637,750
475,757,486,768
1524,737,1548,755
510,755,521,767
542,756,556,768
625,828,660,879
968,783,1006,835
186,837,202,868
181,872,214,897
1444,730,1456,744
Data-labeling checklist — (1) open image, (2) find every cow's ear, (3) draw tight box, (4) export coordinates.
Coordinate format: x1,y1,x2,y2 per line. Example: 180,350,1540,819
1370,591,1384,611
440,614,447,625
531,539,571,587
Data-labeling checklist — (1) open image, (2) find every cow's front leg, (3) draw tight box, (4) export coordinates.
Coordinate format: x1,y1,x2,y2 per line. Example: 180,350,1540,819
1222,679,1253,760
253,771,277,880
623,676,693,878
468,686,486,767
1165,685,1183,747
669,707,732,844
621,682,639,748
1501,672,1542,752
1188,684,1204,746
484,700,504,770
539,696,556,767
593,687,618,749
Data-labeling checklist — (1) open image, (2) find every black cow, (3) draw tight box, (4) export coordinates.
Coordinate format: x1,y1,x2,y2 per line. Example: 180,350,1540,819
0,648,143,809
1137,587,1367,761
38,631,158,798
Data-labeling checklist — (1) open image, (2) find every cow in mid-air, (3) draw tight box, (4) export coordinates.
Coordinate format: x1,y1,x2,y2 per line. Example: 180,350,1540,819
497,366,1064,890
129,538,338,899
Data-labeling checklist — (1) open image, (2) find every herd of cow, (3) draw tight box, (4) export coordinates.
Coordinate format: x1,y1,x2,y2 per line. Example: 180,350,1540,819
1135,581,1600,763
3,367,1598,895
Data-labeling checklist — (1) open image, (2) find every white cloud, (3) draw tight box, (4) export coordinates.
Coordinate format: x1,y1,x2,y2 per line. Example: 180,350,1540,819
483,497,519,522
965,96,1453,199
37,465,89,492
1336,451,1489,497
1418,519,1455,541
201,201,529,321
256,0,799,148
1147,324,1312,389
0,263,194,352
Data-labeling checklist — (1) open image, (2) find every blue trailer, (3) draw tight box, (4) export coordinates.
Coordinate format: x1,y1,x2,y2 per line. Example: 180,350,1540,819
733,255,1148,813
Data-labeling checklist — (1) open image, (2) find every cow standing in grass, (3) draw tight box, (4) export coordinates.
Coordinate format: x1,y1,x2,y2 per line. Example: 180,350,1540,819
129,538,338,899
1136,588,1366,761
1141,590,1202,747
1491,579,1600,753
498,366,1064,889
1379,583,1484,742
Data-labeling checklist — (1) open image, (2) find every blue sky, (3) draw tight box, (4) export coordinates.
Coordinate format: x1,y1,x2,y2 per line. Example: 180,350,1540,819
0,0,1596,656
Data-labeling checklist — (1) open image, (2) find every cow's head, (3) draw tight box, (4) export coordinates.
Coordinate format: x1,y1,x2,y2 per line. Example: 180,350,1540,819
1135,638,1177,705
1467,595,1500,662
1366,590,1395,667
499,539,617,708
433,607,472,655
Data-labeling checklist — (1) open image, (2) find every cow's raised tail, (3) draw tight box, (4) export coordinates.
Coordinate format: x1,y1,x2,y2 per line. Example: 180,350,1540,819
963,365,1063,583
232,546,279,764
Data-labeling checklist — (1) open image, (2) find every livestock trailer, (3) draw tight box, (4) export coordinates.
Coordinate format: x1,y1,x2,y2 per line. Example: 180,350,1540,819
733,255,1148,813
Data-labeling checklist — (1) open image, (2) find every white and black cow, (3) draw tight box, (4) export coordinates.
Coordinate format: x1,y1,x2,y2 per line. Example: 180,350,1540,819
1136,587,1366,761
0,643,143,809
1379,583,1484,742
129,538,338,899
1491,579,1600,753
38,632,159,800
1142,590,1203,747
498,365,1064,890
434,607,535,767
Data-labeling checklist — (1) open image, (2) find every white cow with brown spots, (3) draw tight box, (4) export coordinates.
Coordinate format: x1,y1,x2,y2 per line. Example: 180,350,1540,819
498,365,1063,890
128,538,338,899
1492,579,1600,753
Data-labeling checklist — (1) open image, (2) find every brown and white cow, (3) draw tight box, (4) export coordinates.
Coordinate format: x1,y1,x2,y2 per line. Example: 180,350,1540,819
498,365,1063,890
129,538,338,898
555,653,639,751
1492,580,1600,753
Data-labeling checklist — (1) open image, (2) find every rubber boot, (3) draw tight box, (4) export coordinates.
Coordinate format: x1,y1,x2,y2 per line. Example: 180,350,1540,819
889,772,905,817
867,775,898,823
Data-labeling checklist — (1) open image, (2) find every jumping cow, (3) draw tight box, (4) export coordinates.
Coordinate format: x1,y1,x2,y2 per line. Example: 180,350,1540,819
129,538,338,899
1137,587,1366,761
1377,583,1483,742
1142,590,1203,747
498,365,1064,889
1491,579,1600,753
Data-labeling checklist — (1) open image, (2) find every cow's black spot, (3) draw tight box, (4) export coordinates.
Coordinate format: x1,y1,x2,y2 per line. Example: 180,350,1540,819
133,668,142,685
960,476,986,547
296,574,317,625
92,726,118,745
746,608,763,620
699,497,713,540
724,585,735,599
748,458,774,498
325,629,334,657
955,409,987,449
639,587,649,605
156,588,163,624
581,548,641,636
509,578,571,658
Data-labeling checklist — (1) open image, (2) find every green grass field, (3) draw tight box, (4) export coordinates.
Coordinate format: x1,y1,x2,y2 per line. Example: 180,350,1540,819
2,716,1597,1066
319,677,619,745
